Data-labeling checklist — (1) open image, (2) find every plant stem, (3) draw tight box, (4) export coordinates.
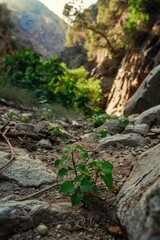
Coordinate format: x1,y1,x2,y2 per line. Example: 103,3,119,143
71,150,78,177
94,169,100,185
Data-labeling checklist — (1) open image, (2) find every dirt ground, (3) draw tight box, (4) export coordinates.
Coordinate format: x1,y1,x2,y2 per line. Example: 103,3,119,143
0,104,158,240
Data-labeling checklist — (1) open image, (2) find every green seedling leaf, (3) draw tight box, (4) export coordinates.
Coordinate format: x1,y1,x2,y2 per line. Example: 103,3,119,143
71,193,83,206
91,184,99,196
75,145,84,151
59,181,75,194
63,146,72,153
58,167,68,177
54,159,60,168
100,128,108,138
101,161,113,173
80,178,94,192
79,151,89,159
74,175,85,183
60,155,70,163
68,166,74,171
49,128,60,136
77,164,89,175
100,174,113,190
82,195,92,208
119,118,129,127
89,159,103,168
54,156,69,168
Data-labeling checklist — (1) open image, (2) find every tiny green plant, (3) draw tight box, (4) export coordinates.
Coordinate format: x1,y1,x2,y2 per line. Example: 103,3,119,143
6,111,16,119
47,123,66,141
118,118,129,127
54,145,113,207
90,114,118,127
98,125,108,138
21,115,30,123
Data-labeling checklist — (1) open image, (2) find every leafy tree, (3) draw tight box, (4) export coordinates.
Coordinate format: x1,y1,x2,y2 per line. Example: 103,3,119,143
126,0,160,32
63,0,120,55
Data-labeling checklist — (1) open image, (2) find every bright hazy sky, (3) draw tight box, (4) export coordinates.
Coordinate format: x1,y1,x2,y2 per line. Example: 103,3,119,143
39,0,97,18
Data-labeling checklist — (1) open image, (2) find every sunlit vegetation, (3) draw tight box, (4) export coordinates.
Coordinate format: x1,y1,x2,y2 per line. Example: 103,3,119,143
0,48,102,114
63,0,160,58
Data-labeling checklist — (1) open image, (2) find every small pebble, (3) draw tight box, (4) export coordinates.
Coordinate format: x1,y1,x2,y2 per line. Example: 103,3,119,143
56,224,61,230
37,223,48,236
117,181,123,186
57,233,62,238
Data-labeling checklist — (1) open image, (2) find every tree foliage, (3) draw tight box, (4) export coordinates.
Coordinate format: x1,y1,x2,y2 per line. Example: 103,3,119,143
126,0,160,32
2,48,101,114
63,0,126,58
63,0,160,57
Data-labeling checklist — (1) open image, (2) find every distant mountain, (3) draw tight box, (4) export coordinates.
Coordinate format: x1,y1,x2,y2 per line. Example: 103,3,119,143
0,0,67,58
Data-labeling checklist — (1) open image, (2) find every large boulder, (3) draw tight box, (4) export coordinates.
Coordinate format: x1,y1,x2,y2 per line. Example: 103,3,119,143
117,143,160,240
123,65,160,117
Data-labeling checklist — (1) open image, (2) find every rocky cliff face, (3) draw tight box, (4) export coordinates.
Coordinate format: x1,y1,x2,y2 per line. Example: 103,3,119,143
0,3,17,58
106,18,160,116
0,0,67,59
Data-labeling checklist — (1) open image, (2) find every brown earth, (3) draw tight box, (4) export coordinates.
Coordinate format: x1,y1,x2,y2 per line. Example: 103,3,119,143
0,103,159,240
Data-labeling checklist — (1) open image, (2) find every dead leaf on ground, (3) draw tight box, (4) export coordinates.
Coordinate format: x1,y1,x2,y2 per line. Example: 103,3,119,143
107,225,123,235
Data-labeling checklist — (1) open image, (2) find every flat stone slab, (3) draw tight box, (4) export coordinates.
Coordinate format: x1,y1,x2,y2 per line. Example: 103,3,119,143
0,151,56,187
123,123,149,137
0,200,78,240
117,143,160,240
99,133,145,147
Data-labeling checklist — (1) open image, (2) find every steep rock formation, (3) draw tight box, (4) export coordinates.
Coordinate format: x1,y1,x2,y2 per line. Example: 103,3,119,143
0,3,17,58
106,19,160,116
0,0,67,59
123,65,160,117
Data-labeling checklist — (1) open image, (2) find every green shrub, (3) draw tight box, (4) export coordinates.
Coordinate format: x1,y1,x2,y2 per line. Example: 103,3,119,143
3,49,102,114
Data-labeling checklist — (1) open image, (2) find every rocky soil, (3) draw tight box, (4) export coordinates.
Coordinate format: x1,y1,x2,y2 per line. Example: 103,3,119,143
0,103,160,240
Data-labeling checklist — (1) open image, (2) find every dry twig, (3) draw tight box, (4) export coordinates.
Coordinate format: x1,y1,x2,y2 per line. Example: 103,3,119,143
16,182,60,201
0,127,15,172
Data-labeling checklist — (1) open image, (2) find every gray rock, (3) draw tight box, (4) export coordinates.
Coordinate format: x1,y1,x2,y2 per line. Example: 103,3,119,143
0,151,56,187
0,200,79,240
117,143,160,240
103,119,125,135
123,123,149,137
38,138,52,149
71,120,82,130
81,133,95,140
99,133,145,147
15,123,35,132
123,65,160,117
135,105,160,126
34,121,50,133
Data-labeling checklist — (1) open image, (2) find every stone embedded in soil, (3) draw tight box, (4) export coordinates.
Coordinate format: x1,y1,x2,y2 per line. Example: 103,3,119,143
15,123,35,132
102,119,125,135
135,105,160,126
36,223,48,235
0,151,56,187
98,133,146,148
123,123,149,137
117,143,160,240
0,200,79,240
38,138,52,149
